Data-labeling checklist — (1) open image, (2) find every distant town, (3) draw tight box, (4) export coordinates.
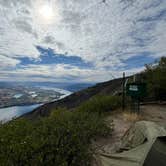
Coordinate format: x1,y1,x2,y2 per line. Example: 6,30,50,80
0,85,64,108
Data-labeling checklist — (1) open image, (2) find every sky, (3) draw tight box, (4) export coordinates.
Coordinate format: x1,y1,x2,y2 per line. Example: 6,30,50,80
0,0,165,83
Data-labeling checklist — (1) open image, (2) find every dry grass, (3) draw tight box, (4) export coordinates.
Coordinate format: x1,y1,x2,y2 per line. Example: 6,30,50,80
122,111,142,122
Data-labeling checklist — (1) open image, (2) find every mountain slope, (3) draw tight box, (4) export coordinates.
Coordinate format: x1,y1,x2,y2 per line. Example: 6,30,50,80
24,77,124,119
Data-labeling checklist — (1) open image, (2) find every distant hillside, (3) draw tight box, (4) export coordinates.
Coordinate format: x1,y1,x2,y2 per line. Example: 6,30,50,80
0,82,94,92
24,77,124,119
63,83,95,92
23,57,166,120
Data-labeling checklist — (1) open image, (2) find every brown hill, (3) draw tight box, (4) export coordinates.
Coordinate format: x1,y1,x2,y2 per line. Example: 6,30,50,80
24,77,124,119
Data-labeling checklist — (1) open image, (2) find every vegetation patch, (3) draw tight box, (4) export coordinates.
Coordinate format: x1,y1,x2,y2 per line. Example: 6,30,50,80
78,95,122,114
0,106,112,165
143,57,166,101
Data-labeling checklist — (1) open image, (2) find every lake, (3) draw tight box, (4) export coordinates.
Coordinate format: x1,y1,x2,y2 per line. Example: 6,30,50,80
0,88,72,123
0,104,41,123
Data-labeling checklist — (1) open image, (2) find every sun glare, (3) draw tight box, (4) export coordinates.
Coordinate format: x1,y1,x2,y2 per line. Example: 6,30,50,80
39,4,54,20
34,1,60,25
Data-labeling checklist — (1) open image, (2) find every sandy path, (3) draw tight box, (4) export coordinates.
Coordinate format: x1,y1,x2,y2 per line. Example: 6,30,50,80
92,104,166,165
141,104,166,126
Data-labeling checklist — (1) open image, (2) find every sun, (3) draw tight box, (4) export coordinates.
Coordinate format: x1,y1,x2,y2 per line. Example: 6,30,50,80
39,4,54,21
33,1,60,25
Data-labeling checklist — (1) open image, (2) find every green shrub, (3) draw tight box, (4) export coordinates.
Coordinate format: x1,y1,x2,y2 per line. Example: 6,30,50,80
0,108,111,166
144,57,166,100
78,95,122,114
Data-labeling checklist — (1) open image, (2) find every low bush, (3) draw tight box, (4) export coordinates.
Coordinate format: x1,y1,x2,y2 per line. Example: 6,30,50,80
0,108,111,166
78,95,122,114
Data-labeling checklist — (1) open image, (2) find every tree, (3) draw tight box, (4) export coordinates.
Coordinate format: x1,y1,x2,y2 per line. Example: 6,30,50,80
144,57,166,100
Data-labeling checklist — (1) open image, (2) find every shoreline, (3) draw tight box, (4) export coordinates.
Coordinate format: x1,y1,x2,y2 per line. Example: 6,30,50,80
0,93,72,109
0,102,43,109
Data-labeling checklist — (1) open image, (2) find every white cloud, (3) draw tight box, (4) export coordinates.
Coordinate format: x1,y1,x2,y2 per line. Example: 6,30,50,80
0,55,20,68
0,0,165,82
0,63,145,83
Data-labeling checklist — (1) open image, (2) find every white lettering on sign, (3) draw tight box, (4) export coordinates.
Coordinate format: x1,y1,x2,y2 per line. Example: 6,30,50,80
129,85,138,91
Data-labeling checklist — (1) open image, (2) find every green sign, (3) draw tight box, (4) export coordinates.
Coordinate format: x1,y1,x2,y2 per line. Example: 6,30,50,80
126,83,146,99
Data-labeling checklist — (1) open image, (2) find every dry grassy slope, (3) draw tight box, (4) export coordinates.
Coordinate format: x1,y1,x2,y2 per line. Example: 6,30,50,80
23,77,124,119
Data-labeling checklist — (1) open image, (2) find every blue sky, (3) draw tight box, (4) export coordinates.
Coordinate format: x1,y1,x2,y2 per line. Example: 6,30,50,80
123,53,156,70
0,0,165,83
19,46,93,68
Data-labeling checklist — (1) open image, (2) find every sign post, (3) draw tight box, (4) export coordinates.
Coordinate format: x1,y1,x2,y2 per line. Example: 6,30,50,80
126,83,146,113
122,72,125,111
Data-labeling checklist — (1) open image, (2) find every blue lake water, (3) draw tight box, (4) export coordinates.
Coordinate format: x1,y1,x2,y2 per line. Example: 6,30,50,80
0,88,72,123
0,104,41,123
